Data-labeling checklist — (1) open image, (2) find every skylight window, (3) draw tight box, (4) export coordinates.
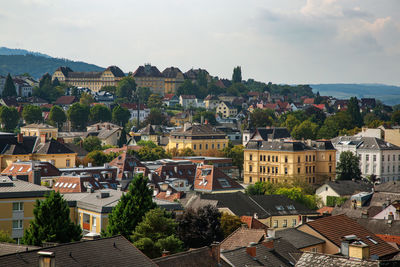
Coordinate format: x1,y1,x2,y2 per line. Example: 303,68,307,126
59,182,64,187
9,166,14,171
95,182,99,187
68,183,73,188
72,184,77,189
54,182,59,187
18,167,23,172
287,205,296,210
63,183,68,188
366,236,378,245
275,205,284,211
218,178,231,188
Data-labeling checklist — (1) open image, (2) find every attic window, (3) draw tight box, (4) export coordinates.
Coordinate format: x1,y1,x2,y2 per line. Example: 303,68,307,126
59,182,64,187
72,184,77,189
54,182,59,187
10,166,14,171
63,183,68,188
275,205,284,211
18,167,23,172
68,184,73,188
218,178,231,188
287,205,296,210
366,236,378,245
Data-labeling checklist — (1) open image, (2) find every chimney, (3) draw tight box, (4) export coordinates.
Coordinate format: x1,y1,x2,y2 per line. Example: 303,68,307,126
38,251,55,267
263,238,274,249
210,242,221,264
204,119,208,125
162,250,170,257
349,242,370,260
33,168,41,185
246,242,257,258
361,210,369,219
17,133,23,143
40,134,46,143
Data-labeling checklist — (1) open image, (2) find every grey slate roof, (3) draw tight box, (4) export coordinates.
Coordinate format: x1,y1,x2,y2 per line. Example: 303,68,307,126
374,181,400,193
295,252,381,267
326,180,373,196
0,243,39,256
161,67,183,78
246,140,335,151
132,65,163,78
0,235,157,267
0,177,51,199
356,218,400,236
332,136,400,151
34,139,75,154
275,228,325,249
198,192,318,219
251,127,291,141
221,243,293,267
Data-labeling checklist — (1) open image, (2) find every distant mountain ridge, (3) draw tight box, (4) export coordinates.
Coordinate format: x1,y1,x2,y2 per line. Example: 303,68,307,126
310,83,400,106
0,47,104,79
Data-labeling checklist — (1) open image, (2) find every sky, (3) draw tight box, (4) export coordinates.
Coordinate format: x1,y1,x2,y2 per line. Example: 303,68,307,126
1,0,400,85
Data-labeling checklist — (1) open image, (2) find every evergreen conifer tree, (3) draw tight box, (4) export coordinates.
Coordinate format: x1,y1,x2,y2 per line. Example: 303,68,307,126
23,191,81,246
103,173,156,240
2,73,17,97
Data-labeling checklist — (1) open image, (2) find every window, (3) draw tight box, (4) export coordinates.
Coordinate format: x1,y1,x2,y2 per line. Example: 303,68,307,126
268,156,271,162
285,156,288,163
217,144,220,149
394,155,396,161
298,167,301,174
298,156,300,163
199,144,202,149
373,155,377,162
329,166,332,173
250,154,253,161
260,166,263,173
13,202,23,211
313,166,315,173
394,165,396,172
329,155,332,162
273,220,278,228
193,144,196,150
267,167,270,173
275,167,278,174
12,220,23,229
263,155,266,161
212,144,214,149
365,164,369,173
388,155,391,161
366,154,369,161
249,165,253,172
66,159,70,167
260,155,263,161
205,144,208,149
285,167,288,174
373,165,377,174
382,155,385,161
292,219,297,227
311,248,318,252
249,176,252,183
388,166,390,173
283,219,287,228
276,156,279,162
313,155,316,161
312,177,315,183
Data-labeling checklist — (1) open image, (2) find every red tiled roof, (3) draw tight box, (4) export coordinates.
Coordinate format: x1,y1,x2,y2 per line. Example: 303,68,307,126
54,96,77,105
376,234,400,246
312,104,325,110
52,176,105,193
303,98,314,104
155,191,184,202
120,103,147,110
180,95,196,99
220,227,266,251
305,214,398,258
317,206,334,215
163,94,175,100
155,164,196,184
240,216,268,229
194,165,243,192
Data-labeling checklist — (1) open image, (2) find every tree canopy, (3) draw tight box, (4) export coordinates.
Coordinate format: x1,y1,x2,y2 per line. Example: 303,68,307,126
49,105,66,129
112,105,130,127
23,191,81,246
67,103,90,130
82,136,102,152
116,76,136,99
102,173,156,240
232,66,242,84
2,73,17,97
90,105,112,123
336,151,362,180
22,105,42,124
0,106,19,132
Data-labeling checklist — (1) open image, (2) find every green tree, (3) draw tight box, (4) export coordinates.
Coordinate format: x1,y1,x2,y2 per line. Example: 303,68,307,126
103,173,156,240
136,145,169,161
245,182,277,195
112,105,130,126
143,108,168,126
80,92,95,106
177,205,223,248
147,94,163,109
220,213,242,238
22,191,81,246
291,120,318,140
67,103,90,130
347,97,362,127
336,151,362,181
275,187,319,210
363,113,380,127
0,106,19,132
0,230,15,243
137,140,158,148
193,110,217,125
83,136,102,152
2,73,17,97
283,114,301,132
305,106,326,126
52,77,60,87
132,208,184,258
249,108,275,128
33,73,64,102
116,76,136,99
90,105,112,123
101,86,116,94
49,105,66,129
85,151,119,166
177,80,199,97
391,110,400,126
232,66,242,84
137,87,152,103
22,105,42,124
222,144,244,179
117,128,127,147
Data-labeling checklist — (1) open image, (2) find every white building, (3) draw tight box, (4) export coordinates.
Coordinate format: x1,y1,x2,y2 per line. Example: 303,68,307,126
179,95,197,109
331,136,400,183
13,78,33,97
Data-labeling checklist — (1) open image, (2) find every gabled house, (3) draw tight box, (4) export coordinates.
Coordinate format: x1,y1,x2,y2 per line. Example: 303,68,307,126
275,228,325,253
220,227,266,251
216,101,238,118
85,122,123,147
204,94,220,110
170,111,191,127
297,214,398,259
316,180,373,206
179,95,197,109
132,64,164,96
193,165,243,193
163,94,179,107
54,95,78,109
1,161,60,185
120,103,150,122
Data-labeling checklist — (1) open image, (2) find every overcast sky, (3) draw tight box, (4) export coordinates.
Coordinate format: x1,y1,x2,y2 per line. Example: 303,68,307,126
1,0,399,85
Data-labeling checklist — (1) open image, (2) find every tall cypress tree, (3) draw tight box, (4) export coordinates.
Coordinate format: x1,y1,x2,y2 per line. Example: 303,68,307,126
347,97,362,127
2,74,17,97
22,191,82,246
232,66,242,84
102,173,156,240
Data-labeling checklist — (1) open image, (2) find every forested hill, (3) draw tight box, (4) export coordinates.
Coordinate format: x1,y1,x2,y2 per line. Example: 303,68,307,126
0,47,52,58
310,83,400,106
0,54,104,78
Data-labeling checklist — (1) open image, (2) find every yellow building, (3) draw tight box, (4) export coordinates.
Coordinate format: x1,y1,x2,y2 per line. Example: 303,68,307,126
0,133,77,171
244,140,336,185
132,64,165,96
170,112,191,127
167,123,229,156
216,101,238,118
162,67,184,95
0,177,51,244
52,66,125,92
20,123,58,139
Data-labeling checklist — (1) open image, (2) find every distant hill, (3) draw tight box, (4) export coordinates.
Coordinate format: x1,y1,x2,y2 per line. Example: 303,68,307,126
0,47,104,79
310,83,400,106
